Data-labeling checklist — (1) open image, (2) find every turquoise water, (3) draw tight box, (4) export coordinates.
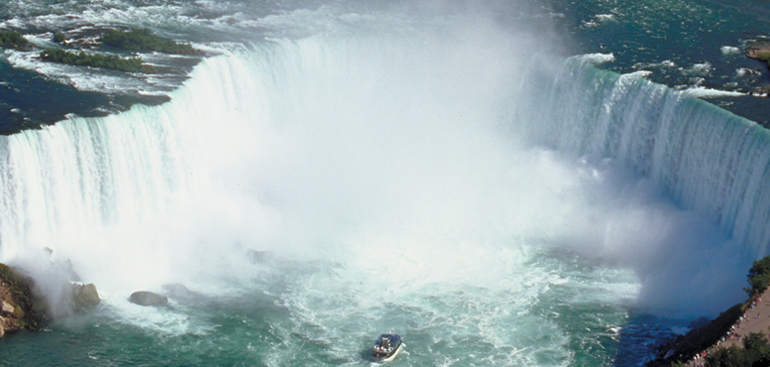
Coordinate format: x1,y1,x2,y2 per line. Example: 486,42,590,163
0,1,769,366
0,251,638,366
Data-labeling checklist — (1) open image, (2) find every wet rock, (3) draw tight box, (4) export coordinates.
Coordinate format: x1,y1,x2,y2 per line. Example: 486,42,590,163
746,43,770,62
2,301,14,315
71,283,100,310
161,283,206,304
0,264,43,336
129,291,168,307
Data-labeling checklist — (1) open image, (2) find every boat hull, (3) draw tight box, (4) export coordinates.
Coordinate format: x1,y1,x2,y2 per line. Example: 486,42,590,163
374,342,403,363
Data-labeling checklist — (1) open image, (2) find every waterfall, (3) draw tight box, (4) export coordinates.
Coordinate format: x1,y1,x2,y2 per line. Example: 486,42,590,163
0,31,763,315
0,105,191,260
515,57,770,257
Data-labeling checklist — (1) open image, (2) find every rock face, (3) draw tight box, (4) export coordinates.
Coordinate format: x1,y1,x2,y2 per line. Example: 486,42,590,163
0,264,42,337
129,291,168,307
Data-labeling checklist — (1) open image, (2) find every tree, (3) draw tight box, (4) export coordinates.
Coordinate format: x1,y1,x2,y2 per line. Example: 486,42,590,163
743,332,770,354
745,256,770,296
0,30,29,49
707,346,747,367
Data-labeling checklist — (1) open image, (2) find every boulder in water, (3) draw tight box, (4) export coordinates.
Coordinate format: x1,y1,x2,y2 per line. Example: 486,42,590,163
71,283,100,310
129,291,168,307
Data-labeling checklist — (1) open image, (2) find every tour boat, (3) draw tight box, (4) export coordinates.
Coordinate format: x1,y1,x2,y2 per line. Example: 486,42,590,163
372,333,403,363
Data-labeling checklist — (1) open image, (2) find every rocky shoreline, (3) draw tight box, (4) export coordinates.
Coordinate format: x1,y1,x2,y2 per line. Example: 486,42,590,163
0,263,100,338
745,42,770,97
0,264,44,337
746,43,770,64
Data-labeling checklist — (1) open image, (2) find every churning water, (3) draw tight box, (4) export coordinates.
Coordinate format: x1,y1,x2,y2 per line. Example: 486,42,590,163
0,1,768,366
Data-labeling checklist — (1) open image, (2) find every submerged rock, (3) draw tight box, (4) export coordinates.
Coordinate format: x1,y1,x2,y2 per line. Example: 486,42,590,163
129,291,168,307
161,283,206,304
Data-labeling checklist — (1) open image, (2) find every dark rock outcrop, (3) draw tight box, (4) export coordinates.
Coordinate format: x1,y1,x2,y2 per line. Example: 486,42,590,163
0,264,43,337
129,291,168,307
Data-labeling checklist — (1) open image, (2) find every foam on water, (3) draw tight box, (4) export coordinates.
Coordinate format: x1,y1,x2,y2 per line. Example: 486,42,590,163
0,2,767,365
680,86,747,98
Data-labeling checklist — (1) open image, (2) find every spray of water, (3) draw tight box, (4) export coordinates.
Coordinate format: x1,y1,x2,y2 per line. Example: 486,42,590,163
0,2,754,321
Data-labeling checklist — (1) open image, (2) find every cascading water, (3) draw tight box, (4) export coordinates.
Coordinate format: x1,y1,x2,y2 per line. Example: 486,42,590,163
0,4,765,366
517,57,770,255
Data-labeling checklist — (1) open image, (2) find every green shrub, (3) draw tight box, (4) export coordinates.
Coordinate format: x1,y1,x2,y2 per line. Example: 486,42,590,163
0,30,29,49
40,48,155,73
703,333,770,366
743,332,770,354
707,346,747,367
755,52,770,62
53,32,66,43
100,28,201,55
745,256,770,296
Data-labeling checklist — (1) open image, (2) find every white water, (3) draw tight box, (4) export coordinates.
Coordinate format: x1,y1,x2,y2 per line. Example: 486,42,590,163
0,7,765,366
516,56,770,253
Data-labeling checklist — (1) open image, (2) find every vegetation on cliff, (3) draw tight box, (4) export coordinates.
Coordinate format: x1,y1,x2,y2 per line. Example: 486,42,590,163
100,28,201,55
745,256,770,297
0,30,30,49
40,48,154,73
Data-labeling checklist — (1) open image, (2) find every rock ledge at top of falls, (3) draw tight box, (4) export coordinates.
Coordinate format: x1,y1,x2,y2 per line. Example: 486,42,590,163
0,264,44,337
